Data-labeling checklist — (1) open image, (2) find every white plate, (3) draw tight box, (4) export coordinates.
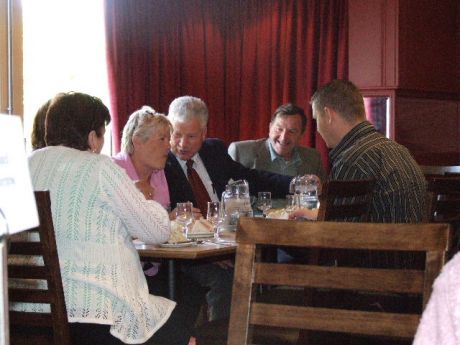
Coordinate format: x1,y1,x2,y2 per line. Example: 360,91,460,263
160,241,197,248
187,232,214,239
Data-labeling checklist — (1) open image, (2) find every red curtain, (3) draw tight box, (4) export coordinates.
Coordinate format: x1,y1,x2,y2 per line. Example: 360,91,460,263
104,0,348,169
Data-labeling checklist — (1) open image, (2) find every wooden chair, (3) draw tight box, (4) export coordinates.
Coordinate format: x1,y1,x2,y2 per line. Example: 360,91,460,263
317,179,375,221
426,176,460,221
196,180,376,345
227,218,450,345
420,165,460,177
303,178,375,269
426,176,460,258
444,172,460,177
7,191,70,345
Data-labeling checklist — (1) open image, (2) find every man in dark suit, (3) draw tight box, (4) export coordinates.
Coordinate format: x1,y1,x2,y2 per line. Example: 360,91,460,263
165,96,292,211
164,95,292,322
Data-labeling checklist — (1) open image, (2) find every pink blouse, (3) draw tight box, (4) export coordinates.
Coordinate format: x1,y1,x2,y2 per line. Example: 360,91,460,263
112,152,171,210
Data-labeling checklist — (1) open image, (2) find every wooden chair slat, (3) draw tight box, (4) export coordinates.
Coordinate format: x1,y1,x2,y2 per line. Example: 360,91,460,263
9,241,44,256
250,303,420,338
9,311,53,327
254,263,425,294
8,265,49,280
317,179,375,222
9,288,54,304
7,191,70,345
237,218,450,251
227,243,257,345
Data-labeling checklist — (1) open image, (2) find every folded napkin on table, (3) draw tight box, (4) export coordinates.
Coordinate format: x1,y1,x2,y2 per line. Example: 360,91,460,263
189,218,214,233
266,208,289,220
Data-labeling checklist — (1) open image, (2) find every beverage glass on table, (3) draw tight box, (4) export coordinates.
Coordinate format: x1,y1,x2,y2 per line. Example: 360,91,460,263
290,175,320,209
285,194,297,213
207,201,224,242
175,202,194,235
257,192,272,218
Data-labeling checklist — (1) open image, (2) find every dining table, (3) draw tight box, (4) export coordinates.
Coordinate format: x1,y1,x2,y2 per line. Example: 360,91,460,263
135,231,236,300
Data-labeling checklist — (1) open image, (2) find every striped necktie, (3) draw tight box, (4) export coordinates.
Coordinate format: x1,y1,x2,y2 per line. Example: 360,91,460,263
186,159,211,214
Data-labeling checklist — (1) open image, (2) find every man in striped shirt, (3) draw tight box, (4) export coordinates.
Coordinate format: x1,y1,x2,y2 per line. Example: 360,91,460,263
292,79,426,223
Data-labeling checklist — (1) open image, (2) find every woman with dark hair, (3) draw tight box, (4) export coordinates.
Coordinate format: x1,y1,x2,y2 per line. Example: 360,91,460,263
30,97,56,150
25,92,190,345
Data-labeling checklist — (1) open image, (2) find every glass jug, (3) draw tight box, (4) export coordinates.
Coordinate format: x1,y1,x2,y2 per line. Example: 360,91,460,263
221,179,253,231
289,174,320,209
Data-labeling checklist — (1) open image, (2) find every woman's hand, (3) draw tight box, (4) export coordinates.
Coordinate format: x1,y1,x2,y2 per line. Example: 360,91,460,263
288,208,319,220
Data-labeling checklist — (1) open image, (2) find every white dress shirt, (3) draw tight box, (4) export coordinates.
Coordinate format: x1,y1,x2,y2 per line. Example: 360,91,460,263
175,153,219,202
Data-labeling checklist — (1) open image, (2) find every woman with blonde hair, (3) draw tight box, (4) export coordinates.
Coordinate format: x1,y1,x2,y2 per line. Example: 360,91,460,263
113,106,172,207
113,106,204,336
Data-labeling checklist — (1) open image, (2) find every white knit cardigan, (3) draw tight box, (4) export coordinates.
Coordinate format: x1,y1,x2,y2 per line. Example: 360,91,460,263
13,146,175,344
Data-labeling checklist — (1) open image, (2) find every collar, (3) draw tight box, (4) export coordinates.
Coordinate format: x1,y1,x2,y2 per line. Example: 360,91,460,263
174,152,201,171
329,121,376,162
268,139,301,164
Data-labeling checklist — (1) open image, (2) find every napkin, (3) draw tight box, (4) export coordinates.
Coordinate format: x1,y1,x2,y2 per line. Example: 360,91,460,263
168,221,187,243
266,208,289,220
189,218,214,233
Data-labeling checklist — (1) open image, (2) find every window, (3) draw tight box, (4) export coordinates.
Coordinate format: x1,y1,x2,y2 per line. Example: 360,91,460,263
22,0,111,153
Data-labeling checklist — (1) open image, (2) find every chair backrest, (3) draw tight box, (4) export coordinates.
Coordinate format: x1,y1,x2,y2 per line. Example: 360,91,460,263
227,217,450,345
426,176,460,223
7,191,70,345
317,179,375,221
420,165,460,176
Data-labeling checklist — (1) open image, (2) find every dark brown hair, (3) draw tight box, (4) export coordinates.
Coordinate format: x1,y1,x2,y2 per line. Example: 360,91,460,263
271,103,307,133
31,99,52,150
45,92,111,151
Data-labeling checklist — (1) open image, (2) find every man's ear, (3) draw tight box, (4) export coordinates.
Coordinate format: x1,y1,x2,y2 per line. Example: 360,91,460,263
87,130,98,151
323,106,334,124
201,126,207,140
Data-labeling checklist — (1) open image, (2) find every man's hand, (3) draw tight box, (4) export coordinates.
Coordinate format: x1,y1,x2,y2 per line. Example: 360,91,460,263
288,208,319,220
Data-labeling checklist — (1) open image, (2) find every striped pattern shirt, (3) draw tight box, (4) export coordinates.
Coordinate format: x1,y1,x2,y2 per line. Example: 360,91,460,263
329,121,426,223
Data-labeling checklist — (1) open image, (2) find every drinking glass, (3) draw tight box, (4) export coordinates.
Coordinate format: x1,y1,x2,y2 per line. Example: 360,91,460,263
257,192,272,218
207,201,224,241
175,202,194,235
285,194,297,213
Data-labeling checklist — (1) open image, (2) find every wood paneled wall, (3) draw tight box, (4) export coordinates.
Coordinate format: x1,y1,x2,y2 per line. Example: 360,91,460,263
349,0,460,166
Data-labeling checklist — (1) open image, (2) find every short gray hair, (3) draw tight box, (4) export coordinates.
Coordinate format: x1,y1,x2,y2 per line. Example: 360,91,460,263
168,96,208,128
121,105,171,154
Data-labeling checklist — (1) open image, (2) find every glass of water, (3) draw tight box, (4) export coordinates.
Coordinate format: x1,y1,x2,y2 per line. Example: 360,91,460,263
175,202,194,235
257,192,272,218
207,201,223,241
285,194,297,213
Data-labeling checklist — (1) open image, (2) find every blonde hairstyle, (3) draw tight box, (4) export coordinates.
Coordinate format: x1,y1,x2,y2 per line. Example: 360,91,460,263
121,106,172,154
